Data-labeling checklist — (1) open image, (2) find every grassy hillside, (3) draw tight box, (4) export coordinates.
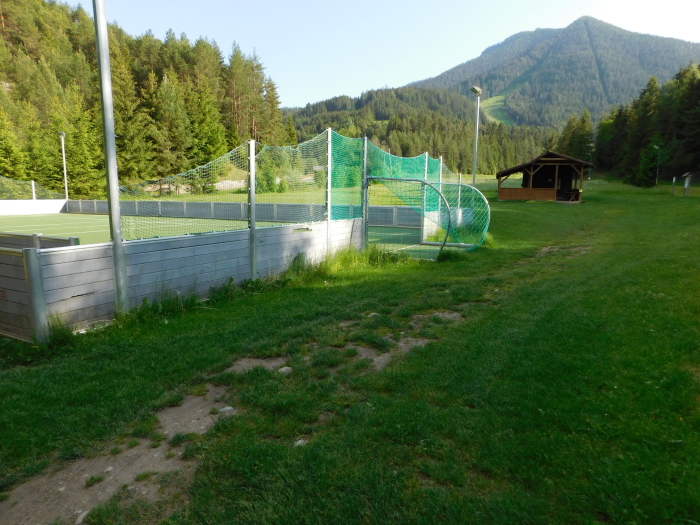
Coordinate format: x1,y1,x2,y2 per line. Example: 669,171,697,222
411,17,700,128
1,180,699,523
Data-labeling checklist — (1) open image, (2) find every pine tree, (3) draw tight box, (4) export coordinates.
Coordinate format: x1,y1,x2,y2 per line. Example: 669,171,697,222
185,77,228,167
54,87,104,198
148,70,194,177
621,77,661,186
284,116,297,145
111,42,155,181
0,108,28,179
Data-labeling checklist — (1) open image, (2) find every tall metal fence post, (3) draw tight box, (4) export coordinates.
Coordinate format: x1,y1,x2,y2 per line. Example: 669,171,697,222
23,248,48,343
362,136,369,251
248,139,257,280
420,152,428,243
92,0,128,314
326,128,333,257
31,181,36,200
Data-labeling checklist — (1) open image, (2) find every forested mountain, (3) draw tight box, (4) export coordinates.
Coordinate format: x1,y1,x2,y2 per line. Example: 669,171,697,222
288,88,558,175
410,17,700,128
0,0,287,197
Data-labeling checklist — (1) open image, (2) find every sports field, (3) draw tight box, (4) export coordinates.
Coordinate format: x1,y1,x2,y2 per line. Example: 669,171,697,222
0,214,435,256
0,214,111,245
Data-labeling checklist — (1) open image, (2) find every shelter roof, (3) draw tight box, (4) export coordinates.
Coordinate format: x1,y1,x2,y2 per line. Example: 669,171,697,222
496,151,594,179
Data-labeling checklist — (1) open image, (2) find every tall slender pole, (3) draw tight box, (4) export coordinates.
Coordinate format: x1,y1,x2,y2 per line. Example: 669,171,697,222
472,94,480,186
92,0,128,314
656,148,660,186
248,139,257,280
59,132,68,199
362,136,369,251
326,128,332,257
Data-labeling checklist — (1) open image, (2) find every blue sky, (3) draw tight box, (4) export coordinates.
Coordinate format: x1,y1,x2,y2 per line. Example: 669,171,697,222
64,0,700,107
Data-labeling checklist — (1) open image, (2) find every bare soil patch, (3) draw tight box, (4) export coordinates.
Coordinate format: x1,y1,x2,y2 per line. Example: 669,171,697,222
224,356,288,374
0,385,230,525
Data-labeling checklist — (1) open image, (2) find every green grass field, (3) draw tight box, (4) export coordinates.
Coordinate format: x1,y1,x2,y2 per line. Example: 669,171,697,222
0,213,111,245
1,179,698,524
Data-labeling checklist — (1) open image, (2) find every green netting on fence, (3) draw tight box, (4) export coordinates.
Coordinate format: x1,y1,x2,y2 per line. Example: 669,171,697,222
119,144,249,240
367,142,426,181
331,131,363,220
0,176,63,200
116,130,490,254
256,133,328,224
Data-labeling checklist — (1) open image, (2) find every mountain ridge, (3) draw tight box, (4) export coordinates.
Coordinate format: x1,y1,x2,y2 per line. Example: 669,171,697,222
409,17,700,127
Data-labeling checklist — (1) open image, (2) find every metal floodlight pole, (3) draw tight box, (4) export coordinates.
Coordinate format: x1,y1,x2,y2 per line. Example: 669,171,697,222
362,136,369,251
92,0,128,314
59,132,68,199
248,139,257,280
653,145,660,186
471,86,482,187
326,128,332,257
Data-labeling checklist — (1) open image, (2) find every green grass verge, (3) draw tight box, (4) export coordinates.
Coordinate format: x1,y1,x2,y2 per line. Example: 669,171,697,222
0,181,699,523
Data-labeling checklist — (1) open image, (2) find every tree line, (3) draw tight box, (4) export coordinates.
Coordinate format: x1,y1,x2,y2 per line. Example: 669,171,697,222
289,87,559,176
594,63,700,186
0,0,290,198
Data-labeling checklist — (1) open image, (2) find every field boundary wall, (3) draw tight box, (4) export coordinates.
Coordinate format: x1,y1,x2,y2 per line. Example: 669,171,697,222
66,200,418,229
0,200,67,216
0,232,79,250
0,219,362,341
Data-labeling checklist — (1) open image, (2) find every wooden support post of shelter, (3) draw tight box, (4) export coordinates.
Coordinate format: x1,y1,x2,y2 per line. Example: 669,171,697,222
496,151,594,202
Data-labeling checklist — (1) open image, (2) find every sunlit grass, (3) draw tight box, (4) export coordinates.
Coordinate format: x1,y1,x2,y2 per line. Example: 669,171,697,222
0,179,699,523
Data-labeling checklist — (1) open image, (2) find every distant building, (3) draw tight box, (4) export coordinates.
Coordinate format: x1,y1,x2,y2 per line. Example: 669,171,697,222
496,151,594,202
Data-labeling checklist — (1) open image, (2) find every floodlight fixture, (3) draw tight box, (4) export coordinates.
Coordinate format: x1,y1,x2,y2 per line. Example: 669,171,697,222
470,86,482,96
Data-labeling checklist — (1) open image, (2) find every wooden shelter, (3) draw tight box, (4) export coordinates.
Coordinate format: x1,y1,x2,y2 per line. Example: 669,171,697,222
496,151,594,202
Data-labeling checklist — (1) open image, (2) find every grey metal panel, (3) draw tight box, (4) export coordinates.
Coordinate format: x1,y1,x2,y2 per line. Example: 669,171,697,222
0,297,31,315
51,302,116,329
0,252,25,266
396,207,422,228
125,238,249,268
41,257,114,279
45,278,115,305
368,206,394,226
0,265,26,280
120,201,137,215
212,202,247,220
42,268,114,292
256,235,326,257
257,227,325,245
255,222,321,241
126,251,249,281
127,255,248,286
160,201,186,217
136,201,161,216
39,239,73,249
0,320,32,339
66,200,81,213
95,200,109,214
0,276,28,293
0,310,32,333
184,201,214,219
47,290,116,315
256,203,275,221
124,229,248,255
39,245,112,266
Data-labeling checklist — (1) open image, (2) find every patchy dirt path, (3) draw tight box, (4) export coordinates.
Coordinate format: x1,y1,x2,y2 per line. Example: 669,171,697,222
0,385,229,525
0,311,455,524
